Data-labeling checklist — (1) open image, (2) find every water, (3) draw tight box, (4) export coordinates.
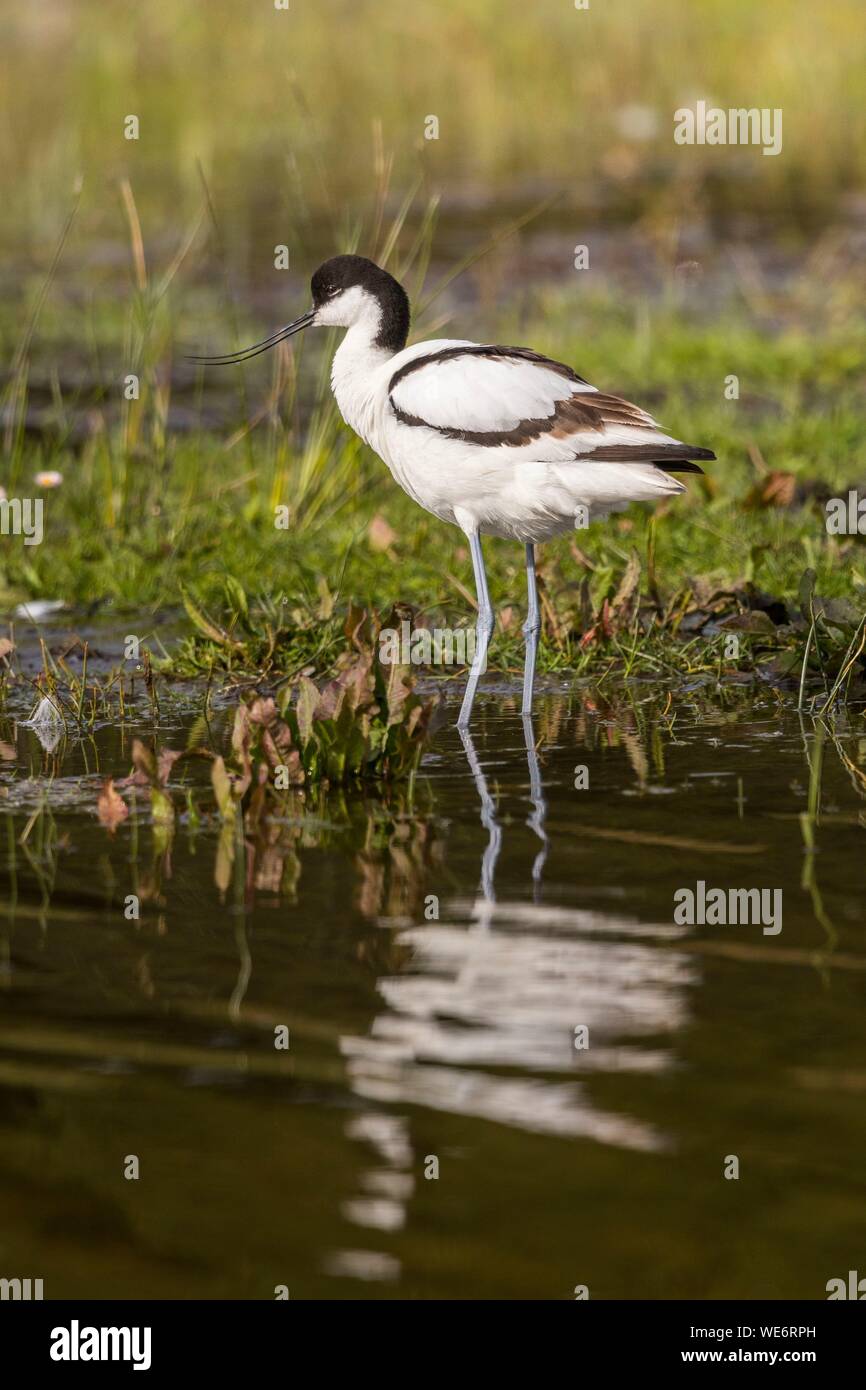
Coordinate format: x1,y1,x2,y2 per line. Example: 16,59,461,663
1,677,865,1299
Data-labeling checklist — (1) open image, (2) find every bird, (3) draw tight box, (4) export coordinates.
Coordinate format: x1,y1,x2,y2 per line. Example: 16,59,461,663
189,254,714,729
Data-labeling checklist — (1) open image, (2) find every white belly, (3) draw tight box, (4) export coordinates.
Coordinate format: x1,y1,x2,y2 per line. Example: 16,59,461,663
379,420,684,542
382,447,577,541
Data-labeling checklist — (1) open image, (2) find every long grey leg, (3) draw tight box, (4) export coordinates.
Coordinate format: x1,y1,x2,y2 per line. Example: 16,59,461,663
521,543,540,717
457,530,494,730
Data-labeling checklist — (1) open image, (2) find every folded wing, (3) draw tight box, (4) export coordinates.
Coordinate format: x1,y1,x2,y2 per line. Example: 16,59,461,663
388,344,714,472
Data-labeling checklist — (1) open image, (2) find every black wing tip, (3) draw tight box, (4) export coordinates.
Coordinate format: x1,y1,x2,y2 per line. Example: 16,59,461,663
655,444,715,474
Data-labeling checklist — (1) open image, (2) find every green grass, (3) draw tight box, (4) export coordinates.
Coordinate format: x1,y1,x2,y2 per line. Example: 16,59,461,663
3,277,865,627
1,303,864,710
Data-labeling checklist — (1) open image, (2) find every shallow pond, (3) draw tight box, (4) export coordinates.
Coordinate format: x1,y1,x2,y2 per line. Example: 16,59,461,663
1,669,865,1299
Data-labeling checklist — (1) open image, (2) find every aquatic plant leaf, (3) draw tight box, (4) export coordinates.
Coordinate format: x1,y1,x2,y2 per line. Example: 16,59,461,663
405,702,424,740
757,651,804,681
814,596,862,633
798,569,817,622
295,677,319,746
342,603,368,647
316,576,335,620
150,786,175,827
131,738,158,784
214,817,235,898
231,701,251,758
315,677,345,723
208,634,437,792
180,584,243,648
211,755,236,816
223,575,250,624
382,660,413,728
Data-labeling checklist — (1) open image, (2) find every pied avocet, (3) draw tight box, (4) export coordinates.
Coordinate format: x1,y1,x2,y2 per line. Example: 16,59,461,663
191,255,714,727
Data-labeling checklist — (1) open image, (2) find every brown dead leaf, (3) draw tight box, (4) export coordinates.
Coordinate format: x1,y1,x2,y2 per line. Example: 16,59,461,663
98,778,129,832
610,549,642,627
157,748,185,785
717,609,778,635
580,597,614,649
745,470,797,509
131,738,158,782
0,638,14,661
569,540,596,572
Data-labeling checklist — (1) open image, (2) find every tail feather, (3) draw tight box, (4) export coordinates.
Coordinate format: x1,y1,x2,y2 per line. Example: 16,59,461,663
579,439,714,476
583,442,715,464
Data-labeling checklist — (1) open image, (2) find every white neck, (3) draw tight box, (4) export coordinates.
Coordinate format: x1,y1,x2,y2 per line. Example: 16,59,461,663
330,322,393,447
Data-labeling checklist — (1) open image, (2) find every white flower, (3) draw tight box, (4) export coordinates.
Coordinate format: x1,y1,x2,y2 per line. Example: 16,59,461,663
615,105,660,141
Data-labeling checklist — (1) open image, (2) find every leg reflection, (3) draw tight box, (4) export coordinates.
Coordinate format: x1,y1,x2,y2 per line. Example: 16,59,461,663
459,715,549,906
458,726,502,905
522,713,549,901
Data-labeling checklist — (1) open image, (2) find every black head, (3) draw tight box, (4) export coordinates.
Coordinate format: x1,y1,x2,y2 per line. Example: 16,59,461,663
310,255,410,353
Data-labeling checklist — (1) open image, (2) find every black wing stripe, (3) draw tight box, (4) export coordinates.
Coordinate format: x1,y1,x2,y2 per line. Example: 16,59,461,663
387,343,589,394
391,389,661,450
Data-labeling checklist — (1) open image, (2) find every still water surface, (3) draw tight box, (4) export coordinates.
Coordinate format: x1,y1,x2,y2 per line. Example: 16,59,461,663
1,677,865,1299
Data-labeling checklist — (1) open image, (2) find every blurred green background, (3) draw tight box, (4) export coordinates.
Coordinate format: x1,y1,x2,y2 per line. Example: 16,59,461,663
2,0,866,255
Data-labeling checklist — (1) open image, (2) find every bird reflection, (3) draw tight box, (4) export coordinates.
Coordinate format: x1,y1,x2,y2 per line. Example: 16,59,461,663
332,710,695,1269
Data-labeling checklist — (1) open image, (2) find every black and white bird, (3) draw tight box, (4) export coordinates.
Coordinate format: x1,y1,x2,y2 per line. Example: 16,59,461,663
191,255,714,728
